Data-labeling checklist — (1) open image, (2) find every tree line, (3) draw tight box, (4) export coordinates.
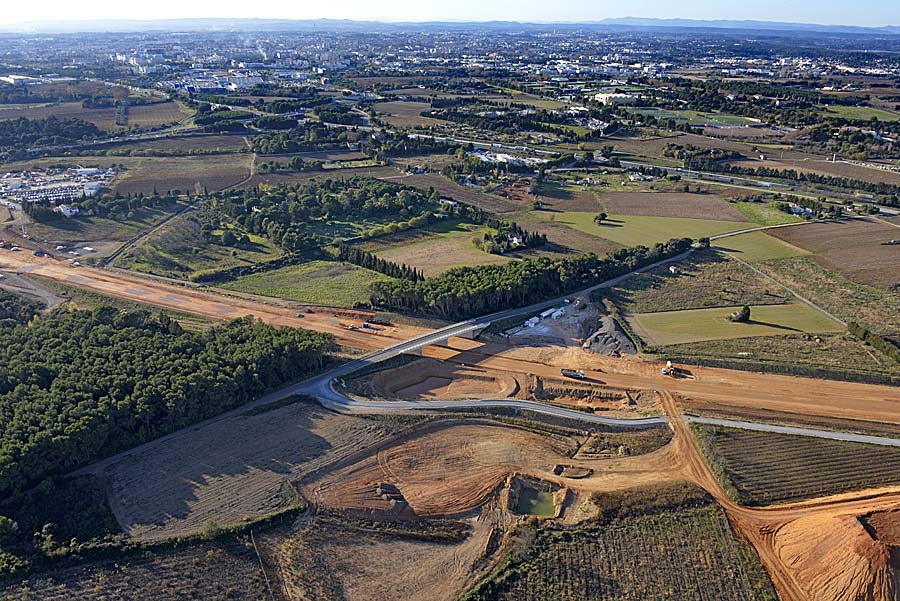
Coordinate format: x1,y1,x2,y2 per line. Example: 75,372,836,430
332,243,423,282
370,238,693,320
0,117,102,162
0,291,41,328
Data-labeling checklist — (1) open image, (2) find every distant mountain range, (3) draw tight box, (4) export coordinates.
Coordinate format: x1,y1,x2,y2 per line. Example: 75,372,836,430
2,17,899,35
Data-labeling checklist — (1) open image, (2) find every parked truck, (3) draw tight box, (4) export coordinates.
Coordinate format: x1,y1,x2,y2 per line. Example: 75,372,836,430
561,368,586,379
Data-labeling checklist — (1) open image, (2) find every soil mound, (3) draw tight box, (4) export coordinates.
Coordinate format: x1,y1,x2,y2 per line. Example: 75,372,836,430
584,316,636,356
775,512,900,601
369,358,519,400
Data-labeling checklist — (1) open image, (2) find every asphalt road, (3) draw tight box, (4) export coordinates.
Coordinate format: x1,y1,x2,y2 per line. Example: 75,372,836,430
685,415,900,447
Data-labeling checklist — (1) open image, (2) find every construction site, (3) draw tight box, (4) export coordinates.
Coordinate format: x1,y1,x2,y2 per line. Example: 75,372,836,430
5,246,900,601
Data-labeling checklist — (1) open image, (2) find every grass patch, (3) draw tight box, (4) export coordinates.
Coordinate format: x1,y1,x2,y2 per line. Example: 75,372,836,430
655,333,900,378
822,104,900,122
627,303,843,346
605,250,788,313
731,202,804,226
536,211,744,247
360,220,511,277
714,230,810,262
757,256,900,336
219,260,394,307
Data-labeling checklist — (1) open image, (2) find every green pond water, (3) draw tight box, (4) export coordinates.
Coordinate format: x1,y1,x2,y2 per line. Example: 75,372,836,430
515,488,556,517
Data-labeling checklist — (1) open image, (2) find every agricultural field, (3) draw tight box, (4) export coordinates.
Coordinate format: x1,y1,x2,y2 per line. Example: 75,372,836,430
243,164,401,190
767,218,900,289
506,211,624,256
357,220,512,276
535,210,744,247
627,107,760,127
0,539,269,600
0,100,191,131
119,214,282,280
627,303,843,346
714,230,810,262
598,192,748,222
0,154,252,195
467,506,777,601
102,398,405,540
693,425,900,505
371,100,450,128
219,259,394,307
605,250,788,313
23,200,186,259
106,133,249,153
533,180,600,212
822,104,900,122
756,256,900,336
727,157,900,185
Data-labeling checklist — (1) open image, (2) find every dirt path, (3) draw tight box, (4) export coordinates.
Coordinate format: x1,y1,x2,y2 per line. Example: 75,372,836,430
0,251,427,348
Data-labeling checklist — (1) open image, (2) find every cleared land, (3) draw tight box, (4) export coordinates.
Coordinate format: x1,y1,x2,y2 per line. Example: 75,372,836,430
102,399,403,539
606,250,788,313
728,157,900,185
768,218,900,289
599,192,748,222
714,230,810,262
472,506,777,601
273,514,494,601
219,260,394,307
533,181,600,212
628,303,843,346
305,421,576,517
1,539,268,600
537,211,745,247
107,133,249,153
694,425,900,505
822,105,900,122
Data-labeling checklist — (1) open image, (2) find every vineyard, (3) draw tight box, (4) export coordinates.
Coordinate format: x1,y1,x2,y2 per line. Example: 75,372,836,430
694,425,900,505
1,539,269,600
465,506,777,601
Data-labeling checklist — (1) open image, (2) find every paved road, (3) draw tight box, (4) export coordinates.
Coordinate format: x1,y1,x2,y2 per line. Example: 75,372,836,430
685,415,900,448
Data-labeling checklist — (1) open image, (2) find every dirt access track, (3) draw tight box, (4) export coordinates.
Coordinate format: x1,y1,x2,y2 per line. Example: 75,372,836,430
0,252,427,348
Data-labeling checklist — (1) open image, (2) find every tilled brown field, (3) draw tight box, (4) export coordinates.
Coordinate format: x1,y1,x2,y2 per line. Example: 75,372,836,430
768,218,900,289
102,400,402,540
600,192,748,222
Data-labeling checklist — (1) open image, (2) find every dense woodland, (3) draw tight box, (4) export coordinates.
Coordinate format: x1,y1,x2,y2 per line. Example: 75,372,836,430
214,176,437,250
249,122,360,154
0,117,102,161
0,309,333,501
371,238,693,319
0,291,42,328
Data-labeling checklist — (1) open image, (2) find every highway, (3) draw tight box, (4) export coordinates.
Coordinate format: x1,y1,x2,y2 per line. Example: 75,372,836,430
685,415,900,448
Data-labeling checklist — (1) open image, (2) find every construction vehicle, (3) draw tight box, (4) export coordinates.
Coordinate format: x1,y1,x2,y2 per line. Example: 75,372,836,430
561,368,586,379
661,360,686,377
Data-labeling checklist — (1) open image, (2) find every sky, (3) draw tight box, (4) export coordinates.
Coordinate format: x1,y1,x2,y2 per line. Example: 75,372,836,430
0,0,897,27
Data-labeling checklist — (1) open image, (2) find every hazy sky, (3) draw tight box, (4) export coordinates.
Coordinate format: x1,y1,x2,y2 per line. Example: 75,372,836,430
2,0,898,27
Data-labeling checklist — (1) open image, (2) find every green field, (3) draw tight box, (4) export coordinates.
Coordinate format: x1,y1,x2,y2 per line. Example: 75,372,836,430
219,260,394,307
732,202,804,226
361,220,511,277
537,211,744,247
626,108,758,127
713,231,810,262
822,105,900,122
628,303,843,346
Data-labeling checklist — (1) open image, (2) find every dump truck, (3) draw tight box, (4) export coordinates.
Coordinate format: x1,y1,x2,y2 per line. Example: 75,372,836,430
561,368,585,379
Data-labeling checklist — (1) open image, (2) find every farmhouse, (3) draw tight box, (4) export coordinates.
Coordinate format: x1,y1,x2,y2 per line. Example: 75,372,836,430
54,205,80,218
